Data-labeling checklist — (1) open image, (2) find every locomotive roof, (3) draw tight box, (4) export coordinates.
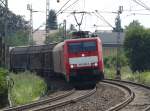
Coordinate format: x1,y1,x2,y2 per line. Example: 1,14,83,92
64,37,100,42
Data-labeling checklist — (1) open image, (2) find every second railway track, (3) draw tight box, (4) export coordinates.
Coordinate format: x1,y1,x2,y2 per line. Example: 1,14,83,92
105,79,150,111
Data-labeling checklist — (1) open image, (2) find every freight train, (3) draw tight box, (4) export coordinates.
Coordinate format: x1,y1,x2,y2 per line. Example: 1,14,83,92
10,37,104,83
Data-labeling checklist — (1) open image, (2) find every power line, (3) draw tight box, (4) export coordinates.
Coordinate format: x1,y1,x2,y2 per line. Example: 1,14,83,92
33,23,46,33
93,10,117,14
136,0,150,9
130,12,150,15
56,0,72,15
124,9,149,11
131,0,150,11
94,10,114,28
57,0,80,16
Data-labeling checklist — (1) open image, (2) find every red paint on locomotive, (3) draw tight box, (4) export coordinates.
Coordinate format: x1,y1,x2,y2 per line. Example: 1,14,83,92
53,37,104,82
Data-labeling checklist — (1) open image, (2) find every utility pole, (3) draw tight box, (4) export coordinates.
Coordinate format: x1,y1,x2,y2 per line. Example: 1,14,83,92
27,4,39,45
27,4,33,45
114,6,123,79
46,0,50,40
63,19,66,40
0,0,8,67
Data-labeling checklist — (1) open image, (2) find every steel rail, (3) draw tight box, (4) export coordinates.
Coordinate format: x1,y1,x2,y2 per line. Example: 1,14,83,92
106,79,150,111
106,79,150,89
143,105,150,111
32,87,97,111
104,79,150,111
3,89,75,111
102,80,135,111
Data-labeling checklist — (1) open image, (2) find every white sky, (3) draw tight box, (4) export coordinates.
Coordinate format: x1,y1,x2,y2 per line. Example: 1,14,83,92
8,0,150,32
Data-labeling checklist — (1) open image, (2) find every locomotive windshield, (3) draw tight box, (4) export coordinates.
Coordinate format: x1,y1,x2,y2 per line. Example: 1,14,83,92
68,41,96,53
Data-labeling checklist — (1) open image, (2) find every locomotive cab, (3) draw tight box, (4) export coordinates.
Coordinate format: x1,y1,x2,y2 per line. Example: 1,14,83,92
65,37,104,82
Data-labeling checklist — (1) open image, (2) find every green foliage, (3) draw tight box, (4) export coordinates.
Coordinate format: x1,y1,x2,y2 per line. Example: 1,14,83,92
69,24,77,32
47,9,58,30
0,5,29,46
10,71,47,106
45,29,64,44
106,66,150,86
104,54,128,68
8,30,29,46
0,6,29,37
105,67,116,79
0,68,8,107
122,69,150,86
124,20,150,72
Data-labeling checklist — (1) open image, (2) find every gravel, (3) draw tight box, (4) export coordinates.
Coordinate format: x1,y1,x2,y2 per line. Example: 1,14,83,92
41,77,73,99
50,82,126,111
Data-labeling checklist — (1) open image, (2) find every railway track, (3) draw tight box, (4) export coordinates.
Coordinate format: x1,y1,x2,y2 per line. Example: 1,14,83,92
3,79,149,111
3,87,96,111
101,80,135,111
104,79,150,111
3,89,75,111
47,81,135,111
31,87,96,111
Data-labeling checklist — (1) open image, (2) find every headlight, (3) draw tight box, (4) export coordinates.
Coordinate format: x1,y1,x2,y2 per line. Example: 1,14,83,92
94,63,98,66
70,65,74,68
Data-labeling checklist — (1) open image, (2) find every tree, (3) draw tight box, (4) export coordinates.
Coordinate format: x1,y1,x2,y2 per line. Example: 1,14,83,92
45,29,63,44
9,30,29,46
47,10,58,30
69,24,77,32
0,6,29,37
124,20,150,72
0,5,29,46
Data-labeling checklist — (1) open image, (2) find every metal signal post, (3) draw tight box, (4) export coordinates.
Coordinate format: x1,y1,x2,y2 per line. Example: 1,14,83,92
0,0,8,67
27,4,39,45
46,0,50,40
45,0,60,40
114,6,123,79
27,4,33,45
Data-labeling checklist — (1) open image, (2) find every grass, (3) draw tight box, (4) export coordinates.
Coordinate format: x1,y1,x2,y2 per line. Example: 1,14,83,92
105,66,150,86
10,71,47,106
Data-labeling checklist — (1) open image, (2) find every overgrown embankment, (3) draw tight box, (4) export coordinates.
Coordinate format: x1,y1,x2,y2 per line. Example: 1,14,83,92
0,68,8,108
10,71,47,106
104,56,150,86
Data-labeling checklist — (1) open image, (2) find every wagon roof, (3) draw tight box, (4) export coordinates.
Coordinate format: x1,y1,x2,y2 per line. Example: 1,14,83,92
10,43,57,54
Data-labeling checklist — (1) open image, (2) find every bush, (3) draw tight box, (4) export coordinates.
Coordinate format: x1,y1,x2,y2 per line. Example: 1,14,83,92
104,54,127,68
106,66,150,86
122,70,150,86
0,68,8,107
124,20,150,72
10,71,47,106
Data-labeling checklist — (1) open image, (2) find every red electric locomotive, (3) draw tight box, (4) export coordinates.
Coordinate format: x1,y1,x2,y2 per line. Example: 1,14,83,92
53,37,104,82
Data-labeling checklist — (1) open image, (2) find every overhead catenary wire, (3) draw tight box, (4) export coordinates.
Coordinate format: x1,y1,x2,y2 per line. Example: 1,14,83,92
33,23,46,33
129,12,150,15
124,9,149,11
136,0,150,9
131,0,150,11
56,0,73,16
94,11,114,28
57,0,80,16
